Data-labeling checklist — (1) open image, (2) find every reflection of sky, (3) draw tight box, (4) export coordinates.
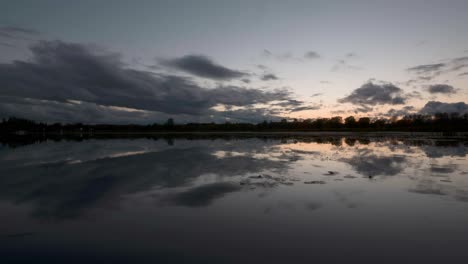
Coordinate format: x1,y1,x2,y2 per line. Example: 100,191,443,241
1,137,468,262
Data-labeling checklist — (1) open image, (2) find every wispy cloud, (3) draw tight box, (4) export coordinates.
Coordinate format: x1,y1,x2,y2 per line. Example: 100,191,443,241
304,51,321,60
160,54,247,80
260,73,279,81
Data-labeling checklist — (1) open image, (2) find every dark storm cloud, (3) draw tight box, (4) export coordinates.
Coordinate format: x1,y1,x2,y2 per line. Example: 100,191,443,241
419,101,468,114
161,54,247,80
260,73,279,81
339,81,407,106
426,84,457,94
0,40,292,122
304,51,321,59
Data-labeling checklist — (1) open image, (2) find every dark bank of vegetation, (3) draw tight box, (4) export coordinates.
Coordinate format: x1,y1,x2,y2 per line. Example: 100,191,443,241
1,113,468,135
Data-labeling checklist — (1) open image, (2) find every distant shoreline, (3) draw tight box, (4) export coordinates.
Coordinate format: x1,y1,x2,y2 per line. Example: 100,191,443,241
4,130,468,137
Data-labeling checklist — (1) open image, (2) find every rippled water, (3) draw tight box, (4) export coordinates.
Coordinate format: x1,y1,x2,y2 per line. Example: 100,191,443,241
1,135,468,263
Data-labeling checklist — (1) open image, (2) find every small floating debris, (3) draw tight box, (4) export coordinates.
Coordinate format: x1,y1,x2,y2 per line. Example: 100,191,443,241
324,171,338,176
304,180,326,184
239,180,250,185
249,175,263,179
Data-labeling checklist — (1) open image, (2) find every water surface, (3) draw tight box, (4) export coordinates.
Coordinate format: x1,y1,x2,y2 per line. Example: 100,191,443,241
1,135,468,263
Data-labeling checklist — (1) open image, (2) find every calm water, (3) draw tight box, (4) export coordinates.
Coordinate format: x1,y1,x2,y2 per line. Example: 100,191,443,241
1,135,468,263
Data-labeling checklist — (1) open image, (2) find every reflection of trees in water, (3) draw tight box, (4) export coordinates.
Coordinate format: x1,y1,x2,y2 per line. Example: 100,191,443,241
0,136,467,220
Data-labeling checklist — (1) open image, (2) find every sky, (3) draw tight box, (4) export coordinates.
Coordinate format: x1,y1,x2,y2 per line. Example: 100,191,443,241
0,0,468,124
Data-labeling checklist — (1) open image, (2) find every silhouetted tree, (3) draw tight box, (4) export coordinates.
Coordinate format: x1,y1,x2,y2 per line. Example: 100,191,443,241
344,116,357,128
165,118,174,127
357,117,370,128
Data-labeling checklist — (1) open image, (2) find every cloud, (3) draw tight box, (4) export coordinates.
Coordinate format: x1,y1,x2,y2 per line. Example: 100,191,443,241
331,59,361,72
406,63,446,82
383,106,416,117
261,49,301,62
0,142,290,218
0,40,294,123
289,105,321,112
426,84,457,94
430,164,457,174
163,182,241,207
452,56,468,64
160,54,247,80
407,63,446,74
406,56,468,83
459,72,468,77
0,25,41,48
353,105,373,113
304,51,321,59
341,153,407,177
260,73,279,81
272,99,303,108
0,41,14,47
270,99,321,113
310,93,323,97
0,25,40,40
419,101,468,114
339,81,407,106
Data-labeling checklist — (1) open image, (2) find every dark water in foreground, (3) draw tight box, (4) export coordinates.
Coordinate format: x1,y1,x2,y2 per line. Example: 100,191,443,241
1,135,468,263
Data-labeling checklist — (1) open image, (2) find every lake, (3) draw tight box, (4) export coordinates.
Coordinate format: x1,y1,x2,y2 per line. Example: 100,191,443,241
1,134,468,263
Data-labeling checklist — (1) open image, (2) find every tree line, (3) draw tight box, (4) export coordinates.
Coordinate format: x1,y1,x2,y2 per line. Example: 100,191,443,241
1,113,468,134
